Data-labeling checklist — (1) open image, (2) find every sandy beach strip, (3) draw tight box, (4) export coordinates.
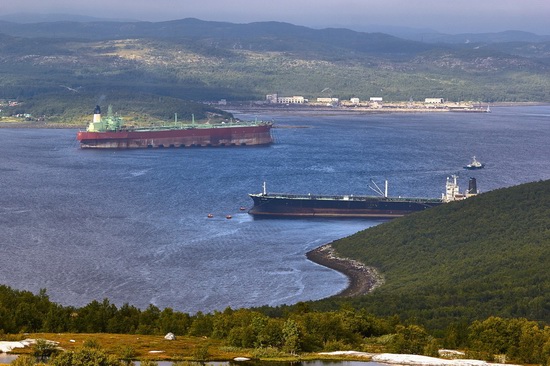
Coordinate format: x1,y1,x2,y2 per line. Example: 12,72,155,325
306,243,384,297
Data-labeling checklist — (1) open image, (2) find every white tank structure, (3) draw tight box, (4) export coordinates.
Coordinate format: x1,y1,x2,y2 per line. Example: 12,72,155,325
93,105,101,123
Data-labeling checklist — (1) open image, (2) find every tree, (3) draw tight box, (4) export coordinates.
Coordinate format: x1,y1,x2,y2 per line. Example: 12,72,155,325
282,319,301,355
137,304,161,334
43,304,71,333
192,343,210,362
33,339,59,362
188,311,213,337
391,324,431,355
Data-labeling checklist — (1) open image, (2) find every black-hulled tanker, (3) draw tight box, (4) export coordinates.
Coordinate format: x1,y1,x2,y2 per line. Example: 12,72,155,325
248,176,478,219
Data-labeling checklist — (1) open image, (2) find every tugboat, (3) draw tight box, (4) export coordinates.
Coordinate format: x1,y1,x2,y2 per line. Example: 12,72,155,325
464,156,485,170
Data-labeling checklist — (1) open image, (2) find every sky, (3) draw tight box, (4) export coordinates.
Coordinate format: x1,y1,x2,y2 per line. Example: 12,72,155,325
1,0,550,35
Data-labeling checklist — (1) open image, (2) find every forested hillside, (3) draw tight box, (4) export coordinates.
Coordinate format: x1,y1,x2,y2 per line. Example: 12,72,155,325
1,18,550,122
322,179,550,330
1,284,548,364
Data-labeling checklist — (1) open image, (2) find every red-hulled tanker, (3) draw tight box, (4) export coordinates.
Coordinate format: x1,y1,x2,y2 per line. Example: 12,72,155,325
77,106,273,149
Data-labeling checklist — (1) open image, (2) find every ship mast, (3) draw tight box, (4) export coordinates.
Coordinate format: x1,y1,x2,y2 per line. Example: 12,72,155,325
369,179,387,197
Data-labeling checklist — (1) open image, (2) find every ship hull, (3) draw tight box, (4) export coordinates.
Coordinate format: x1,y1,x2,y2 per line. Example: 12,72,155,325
248,194,443,218
77,124,273,149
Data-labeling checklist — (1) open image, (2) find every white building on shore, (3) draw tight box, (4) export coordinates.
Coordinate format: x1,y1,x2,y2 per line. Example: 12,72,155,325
317,97,339,103
278,96,306,104
425,98,444,104
266,94,306,104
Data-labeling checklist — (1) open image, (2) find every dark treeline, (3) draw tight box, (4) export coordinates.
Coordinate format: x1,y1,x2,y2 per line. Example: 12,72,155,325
2,92,233,125
1,285,549,364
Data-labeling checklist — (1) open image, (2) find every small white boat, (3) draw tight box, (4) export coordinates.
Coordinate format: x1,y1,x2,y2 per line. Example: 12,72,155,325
464,156,485,170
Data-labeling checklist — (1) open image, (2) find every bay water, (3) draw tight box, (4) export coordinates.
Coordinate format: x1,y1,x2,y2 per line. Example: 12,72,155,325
1,106,549,314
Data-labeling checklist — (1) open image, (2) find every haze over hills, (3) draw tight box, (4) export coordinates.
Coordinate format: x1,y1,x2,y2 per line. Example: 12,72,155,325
0,12,135,23
0,13,550,44
2,12,550,41
0,17,549,121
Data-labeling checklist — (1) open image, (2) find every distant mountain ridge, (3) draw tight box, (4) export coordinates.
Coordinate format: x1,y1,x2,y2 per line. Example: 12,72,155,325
1,17,549,62
1,13,549,43
0,12,136,23
0,16,549,115
0,16,546,45
0,17,431,56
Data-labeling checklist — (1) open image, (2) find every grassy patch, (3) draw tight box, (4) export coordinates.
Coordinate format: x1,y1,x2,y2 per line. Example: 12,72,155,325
10,333,247,362
3,333,378,363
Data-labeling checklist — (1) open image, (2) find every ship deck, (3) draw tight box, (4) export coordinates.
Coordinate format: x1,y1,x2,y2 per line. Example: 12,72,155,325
250,193,443,204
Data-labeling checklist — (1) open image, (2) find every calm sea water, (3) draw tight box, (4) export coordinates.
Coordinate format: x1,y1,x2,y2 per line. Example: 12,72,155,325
1,106,549,313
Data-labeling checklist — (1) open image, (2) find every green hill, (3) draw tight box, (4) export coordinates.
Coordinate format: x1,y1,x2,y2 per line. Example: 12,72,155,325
322,179,550,329
2,93,233,125
1,18,550,123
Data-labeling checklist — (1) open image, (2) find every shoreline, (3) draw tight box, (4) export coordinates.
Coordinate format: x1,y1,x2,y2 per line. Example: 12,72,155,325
227,101,547,116
1,102,548,130
306,243,384,297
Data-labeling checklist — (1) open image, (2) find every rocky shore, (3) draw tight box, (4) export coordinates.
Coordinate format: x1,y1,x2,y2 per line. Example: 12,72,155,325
306,243,384,297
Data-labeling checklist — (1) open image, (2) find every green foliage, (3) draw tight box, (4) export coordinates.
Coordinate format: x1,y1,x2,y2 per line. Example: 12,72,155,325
116,346,136,365
282,319,301,354
0,286,51,333
251,346,286,358
187,311,213,337
389,324,433,355
192,343,210,362
10,355,42,366
32,339,59,362
327,179,550,329
49,347,123,366
137,304,161,335
106,303,140,334
158,307,191,336
467,317,550,364
322,340,354,352
83,338,102,349
1,92,233,125
139,361,159,366
0,282,548,363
